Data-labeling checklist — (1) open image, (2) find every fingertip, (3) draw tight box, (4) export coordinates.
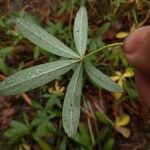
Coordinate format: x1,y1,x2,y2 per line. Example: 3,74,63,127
123,26,150,55
123,26,150,73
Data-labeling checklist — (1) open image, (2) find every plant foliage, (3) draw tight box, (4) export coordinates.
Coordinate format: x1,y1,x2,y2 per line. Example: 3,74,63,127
0,7,123,137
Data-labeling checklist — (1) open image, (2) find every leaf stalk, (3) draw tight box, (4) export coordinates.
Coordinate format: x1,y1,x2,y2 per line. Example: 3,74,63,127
82,42,123,60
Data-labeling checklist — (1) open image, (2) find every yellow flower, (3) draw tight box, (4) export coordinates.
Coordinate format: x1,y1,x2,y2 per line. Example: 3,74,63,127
115,32,129,39
48,80,65,96
111,68,134,100
114,113,131,138
115,114,130,127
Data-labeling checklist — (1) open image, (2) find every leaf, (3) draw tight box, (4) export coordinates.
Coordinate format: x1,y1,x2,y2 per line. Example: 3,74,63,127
73,123,92,147
16,18,80,59
59,137,67,150
32,111,55,138
103,138,114,150
33,122,52,138
97,127,109,141
99,22,110,34
33,47,41,59
62,63,83,137
115,114,130,127
96,111,109,124
0,60,77,96
84,60,123,92
0,58,9,74
4,121,29,140
31,111,46,127
73,7,88,56
0,46,13,56
45,96,61,109
35,138,52,150
32,101,43,109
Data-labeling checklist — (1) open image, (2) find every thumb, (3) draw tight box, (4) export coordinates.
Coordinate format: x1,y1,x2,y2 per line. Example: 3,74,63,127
123,26,150,109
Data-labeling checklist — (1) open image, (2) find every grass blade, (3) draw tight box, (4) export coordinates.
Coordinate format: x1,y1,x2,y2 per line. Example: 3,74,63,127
0,60,77,95
84,60,123,92
73,7,88,56
62,63,83,137
16,18,80,59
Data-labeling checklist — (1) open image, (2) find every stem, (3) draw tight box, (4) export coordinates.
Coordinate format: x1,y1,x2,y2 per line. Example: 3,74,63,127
82,42,123,60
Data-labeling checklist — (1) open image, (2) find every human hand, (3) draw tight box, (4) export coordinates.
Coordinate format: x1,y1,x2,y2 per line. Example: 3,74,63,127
123,26,150,109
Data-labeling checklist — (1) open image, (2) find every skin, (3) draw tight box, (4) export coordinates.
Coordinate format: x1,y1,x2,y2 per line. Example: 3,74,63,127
123,26,150,109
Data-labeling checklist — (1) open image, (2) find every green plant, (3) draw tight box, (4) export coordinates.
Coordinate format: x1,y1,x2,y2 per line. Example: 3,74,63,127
3,96,60,150
0,7,123,137
73,123,92,150
0,47,14,75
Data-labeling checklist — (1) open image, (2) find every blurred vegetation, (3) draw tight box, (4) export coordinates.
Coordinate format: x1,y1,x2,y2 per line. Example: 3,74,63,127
0,0,150,149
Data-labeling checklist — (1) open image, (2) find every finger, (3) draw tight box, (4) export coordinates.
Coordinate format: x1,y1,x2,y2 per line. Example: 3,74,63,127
123,26,150,109
136,71,150,109
123,26,150,75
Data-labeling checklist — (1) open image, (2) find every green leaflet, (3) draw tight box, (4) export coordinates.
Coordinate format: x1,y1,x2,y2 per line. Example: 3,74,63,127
0,60,77,95
62,63,83,137
16,18,80,59
84,60,123,92
0,58,9,74
103,138,114,150
35,138,53,150
4,121,29,140
73,7,88,56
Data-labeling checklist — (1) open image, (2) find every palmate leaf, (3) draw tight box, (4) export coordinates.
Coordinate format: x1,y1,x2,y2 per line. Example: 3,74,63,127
62,63,83,137
84,60,123,92
0,60,77,95
16,18,80,59
73,7,88,56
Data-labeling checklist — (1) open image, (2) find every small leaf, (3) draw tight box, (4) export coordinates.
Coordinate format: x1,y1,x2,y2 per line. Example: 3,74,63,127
33,47,41,59
32,101,43,109
16,18,80,59
0,58,9,74
59,137,67,150
62,63,83,137
73,123,92,147
97,127,109,141
73,7,88,56
35,138,52,150
84,60,123,92
45,96,61,109
33,122,53,138
4,121,29,140
0,60,77,95
31,111,45,127
0,46,13,56
115,114,130,127
103,138,114,150
99,22,110,34
96,111,109,124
